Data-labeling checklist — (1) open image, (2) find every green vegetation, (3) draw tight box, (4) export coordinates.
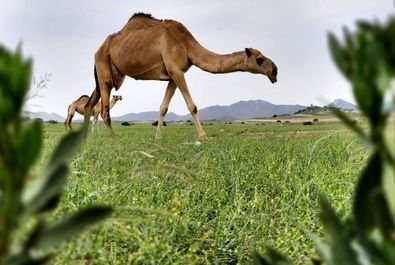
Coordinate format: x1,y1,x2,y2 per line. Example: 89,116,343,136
0,46,111,264
259,15,395,265
3,11,394,265
36,122,365,264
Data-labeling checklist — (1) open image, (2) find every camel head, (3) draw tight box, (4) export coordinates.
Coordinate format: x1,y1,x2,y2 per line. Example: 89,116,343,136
113,95,123,101
244,48,277,84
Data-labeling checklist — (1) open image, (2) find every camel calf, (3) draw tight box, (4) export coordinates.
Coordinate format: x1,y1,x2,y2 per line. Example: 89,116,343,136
65,95,122,131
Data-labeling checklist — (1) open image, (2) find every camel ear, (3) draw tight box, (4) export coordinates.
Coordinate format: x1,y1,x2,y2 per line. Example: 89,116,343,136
245,48,252,57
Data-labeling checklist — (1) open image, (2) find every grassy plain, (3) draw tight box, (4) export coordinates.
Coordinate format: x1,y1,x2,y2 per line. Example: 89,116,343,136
39,118,367,264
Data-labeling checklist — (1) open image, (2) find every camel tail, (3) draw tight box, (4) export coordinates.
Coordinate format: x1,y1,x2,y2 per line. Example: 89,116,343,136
94,65,99,92
84,65,101,121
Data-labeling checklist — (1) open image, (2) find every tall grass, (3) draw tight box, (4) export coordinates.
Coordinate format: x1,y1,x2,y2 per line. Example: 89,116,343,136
39,123,366,264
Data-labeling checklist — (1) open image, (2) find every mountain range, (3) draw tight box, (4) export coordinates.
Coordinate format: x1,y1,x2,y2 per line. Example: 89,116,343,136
23,111,65,122
112,100,306,121
25,99,356,122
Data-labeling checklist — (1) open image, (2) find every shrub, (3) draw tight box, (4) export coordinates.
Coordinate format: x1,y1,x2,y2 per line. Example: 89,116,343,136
152,120,167,126
258,15,395,265
0,46,112,264
121,121,130,126
302,121,313,125
313,118,319,122
47,119,58,124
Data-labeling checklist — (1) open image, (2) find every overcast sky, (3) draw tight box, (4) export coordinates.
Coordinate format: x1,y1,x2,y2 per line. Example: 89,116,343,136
0,0,393,117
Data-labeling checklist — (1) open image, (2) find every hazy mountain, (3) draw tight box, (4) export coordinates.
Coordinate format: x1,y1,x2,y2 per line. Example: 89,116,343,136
24,111,65,121
113,100,306,121
328,99,356,110
112,111,184,121
27,99,362,122
195,100,306,120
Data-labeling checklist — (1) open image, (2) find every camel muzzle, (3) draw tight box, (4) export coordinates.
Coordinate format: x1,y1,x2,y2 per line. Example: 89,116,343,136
269,75,277,84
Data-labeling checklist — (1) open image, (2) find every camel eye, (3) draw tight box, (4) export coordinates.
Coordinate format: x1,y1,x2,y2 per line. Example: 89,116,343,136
256,57,264,65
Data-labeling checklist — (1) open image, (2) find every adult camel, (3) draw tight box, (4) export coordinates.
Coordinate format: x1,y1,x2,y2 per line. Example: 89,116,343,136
84,13,277,139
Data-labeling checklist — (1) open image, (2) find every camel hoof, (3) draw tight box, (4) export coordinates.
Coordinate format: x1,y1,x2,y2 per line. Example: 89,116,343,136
198,133,208,140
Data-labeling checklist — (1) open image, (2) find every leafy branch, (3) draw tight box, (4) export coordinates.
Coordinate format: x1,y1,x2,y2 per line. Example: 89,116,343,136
0,46,112,264
256,16,395,265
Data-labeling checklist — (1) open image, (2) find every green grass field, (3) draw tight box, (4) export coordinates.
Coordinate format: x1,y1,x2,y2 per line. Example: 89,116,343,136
39,121,367,264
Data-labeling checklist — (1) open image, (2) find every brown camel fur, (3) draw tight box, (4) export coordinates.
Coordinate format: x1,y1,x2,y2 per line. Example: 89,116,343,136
85,13,278,139
65,95,122,131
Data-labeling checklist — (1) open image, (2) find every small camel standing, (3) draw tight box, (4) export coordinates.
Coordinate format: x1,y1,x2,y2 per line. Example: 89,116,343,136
65,95,122,131
84,13,277,139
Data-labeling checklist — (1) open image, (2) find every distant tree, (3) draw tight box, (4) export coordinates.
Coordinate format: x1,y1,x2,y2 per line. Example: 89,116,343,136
152,120,167,126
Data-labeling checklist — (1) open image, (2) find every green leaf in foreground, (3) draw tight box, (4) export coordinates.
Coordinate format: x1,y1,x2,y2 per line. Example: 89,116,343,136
15,120,43,176
330,107,366,139
31,206,113,251
22,163,68,216
328,33,350,79
47,129,85,170
254,248,293,265
319,195,360,265
353,152,382,248
383,162,395,225
1,253,51,265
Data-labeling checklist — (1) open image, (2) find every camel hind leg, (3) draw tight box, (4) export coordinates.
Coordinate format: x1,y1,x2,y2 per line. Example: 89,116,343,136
93,34,126,136
64,105,75,130
94,45,117,136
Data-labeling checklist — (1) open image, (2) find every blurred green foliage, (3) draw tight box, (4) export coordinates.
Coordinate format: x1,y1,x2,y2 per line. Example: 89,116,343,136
258,16,395,265
0,46,112,265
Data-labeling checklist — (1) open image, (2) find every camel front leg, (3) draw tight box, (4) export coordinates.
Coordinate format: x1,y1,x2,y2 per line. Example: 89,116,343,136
170,70,207,139
156,80,177,139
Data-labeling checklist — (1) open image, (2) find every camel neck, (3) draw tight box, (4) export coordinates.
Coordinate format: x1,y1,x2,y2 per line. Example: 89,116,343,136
217,52,246,73
188,44,246,74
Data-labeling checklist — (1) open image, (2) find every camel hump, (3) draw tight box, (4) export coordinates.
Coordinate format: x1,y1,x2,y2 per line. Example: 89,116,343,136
125,12,163,29
128,12,158,22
